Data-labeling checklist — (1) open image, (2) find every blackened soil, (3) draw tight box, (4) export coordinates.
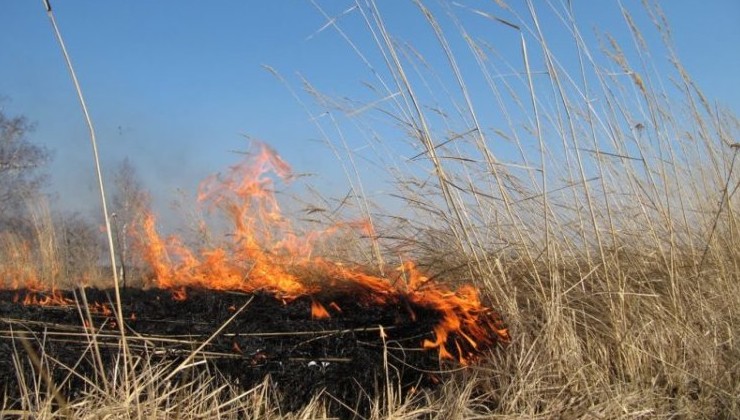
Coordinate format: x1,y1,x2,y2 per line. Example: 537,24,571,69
0,287,458,416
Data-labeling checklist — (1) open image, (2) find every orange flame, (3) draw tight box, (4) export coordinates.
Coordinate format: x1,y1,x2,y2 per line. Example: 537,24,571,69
91,302,113,316
311,300,331,320
132,142,509,363
1,232,98,309
20,289,73,306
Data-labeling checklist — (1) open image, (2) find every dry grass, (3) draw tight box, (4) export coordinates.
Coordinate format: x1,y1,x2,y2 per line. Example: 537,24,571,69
2,0,739,418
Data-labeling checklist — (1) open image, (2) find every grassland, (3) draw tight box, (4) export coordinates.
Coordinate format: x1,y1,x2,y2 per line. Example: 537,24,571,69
1,1,738,418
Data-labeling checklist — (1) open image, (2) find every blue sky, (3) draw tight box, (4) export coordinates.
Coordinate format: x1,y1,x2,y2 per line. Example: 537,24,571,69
1,1,738,223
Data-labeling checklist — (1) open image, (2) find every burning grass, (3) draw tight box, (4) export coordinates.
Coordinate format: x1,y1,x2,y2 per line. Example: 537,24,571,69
0,144,511,417
133,142,510,365
2,0,740,418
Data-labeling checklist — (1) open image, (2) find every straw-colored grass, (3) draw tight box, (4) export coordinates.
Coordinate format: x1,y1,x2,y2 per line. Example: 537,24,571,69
2,0,738,418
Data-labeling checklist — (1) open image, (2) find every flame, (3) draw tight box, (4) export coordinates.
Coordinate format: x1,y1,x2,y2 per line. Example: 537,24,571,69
0,142,509,363
0,232,99,309
0,235,42,291
91,302,113,316
135,144,315,298
21,289,73,306
311,300,331,319
131,143,509,363
171,287,188,301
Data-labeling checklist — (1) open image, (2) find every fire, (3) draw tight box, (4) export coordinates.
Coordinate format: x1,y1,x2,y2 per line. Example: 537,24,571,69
0,235,38,290
310,300,331,320
11,289,127,321
91,301,113,316
133,142,509,363
18,289,73,306
136,143,316,298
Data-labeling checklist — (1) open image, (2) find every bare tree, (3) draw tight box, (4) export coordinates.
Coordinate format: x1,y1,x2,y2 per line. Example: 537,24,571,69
0,107,51,230
111,157,151,287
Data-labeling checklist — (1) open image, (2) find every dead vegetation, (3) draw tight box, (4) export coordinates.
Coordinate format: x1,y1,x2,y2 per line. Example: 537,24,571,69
1,0,739,418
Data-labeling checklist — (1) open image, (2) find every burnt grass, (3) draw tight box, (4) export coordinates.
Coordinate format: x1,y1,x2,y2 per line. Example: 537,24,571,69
0,287,486,416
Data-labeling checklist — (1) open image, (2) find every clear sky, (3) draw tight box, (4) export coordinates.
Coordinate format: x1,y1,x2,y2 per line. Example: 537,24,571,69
1,1,738,223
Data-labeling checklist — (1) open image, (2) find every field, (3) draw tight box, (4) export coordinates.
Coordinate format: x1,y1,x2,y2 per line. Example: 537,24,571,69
1,1,738,419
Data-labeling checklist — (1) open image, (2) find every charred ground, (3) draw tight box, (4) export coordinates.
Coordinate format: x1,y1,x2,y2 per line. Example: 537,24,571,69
0,287,507,415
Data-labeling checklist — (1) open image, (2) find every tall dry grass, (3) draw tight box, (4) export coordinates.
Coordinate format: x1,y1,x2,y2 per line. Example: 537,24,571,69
288,0,740,417
2,1,738,418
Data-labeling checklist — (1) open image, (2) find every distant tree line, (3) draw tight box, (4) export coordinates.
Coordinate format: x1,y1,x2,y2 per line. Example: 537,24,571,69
1,103,150,288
